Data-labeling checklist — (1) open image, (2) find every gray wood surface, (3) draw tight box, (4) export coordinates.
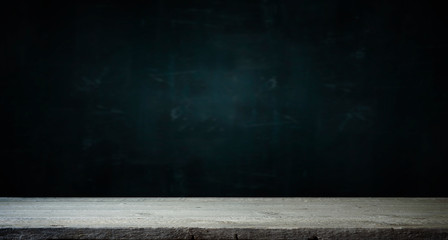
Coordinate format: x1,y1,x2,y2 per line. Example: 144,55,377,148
1,198,447,239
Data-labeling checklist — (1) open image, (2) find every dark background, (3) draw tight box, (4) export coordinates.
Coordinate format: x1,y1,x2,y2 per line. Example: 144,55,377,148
2,0,447,197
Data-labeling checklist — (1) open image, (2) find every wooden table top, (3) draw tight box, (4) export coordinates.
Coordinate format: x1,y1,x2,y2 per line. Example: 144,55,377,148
1,198,447,239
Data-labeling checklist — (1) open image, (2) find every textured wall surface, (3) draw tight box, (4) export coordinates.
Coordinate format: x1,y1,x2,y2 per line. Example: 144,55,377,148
2,0,447,196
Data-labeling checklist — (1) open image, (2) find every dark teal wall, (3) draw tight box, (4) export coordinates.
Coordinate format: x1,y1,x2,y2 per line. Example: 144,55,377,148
2,0,447,196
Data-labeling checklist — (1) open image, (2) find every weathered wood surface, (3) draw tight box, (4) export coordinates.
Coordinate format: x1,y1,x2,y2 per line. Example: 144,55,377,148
1,198,447,239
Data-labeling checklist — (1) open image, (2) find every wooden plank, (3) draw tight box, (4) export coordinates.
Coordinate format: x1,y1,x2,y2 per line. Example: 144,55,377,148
1,198,447,239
